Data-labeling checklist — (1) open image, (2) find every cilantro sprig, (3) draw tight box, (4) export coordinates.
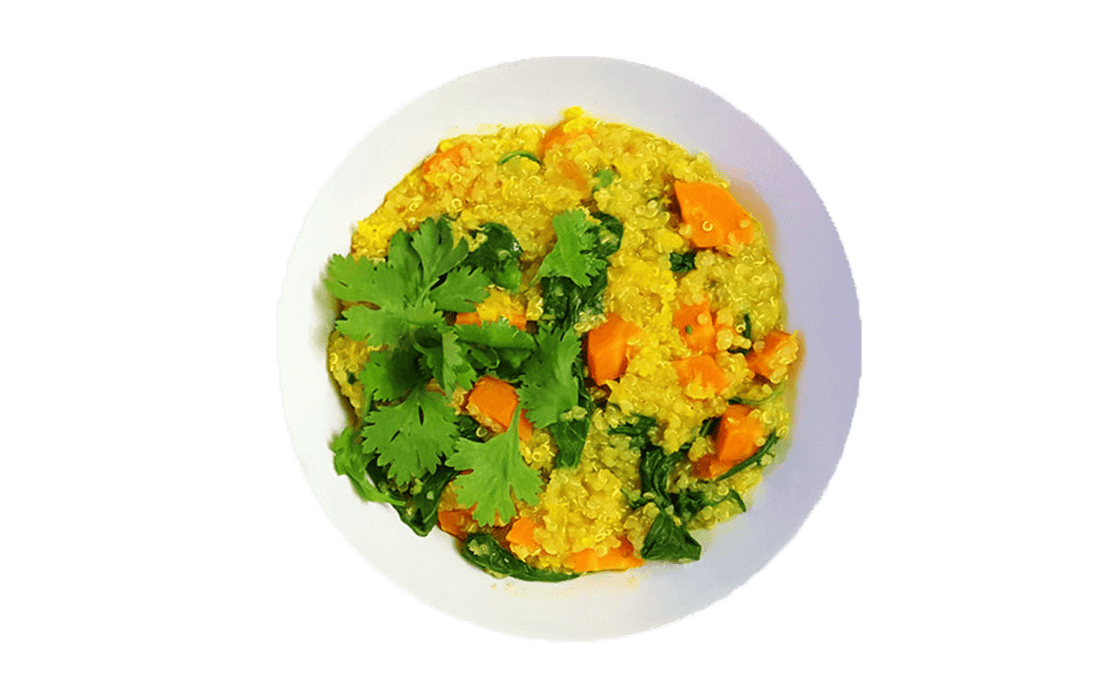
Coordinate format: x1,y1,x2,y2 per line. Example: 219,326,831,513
538,211,624,330
326,208,627,546
362,386,459,486
448,412,543,526
534,209,602,287
517,326,581,428
325,216,498,491
326,216,491,350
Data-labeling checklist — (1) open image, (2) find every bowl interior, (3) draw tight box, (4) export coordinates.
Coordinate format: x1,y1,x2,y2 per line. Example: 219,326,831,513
277,57,860,640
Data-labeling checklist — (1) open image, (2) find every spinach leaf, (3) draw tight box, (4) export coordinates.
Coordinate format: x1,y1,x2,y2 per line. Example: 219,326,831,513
460,533,577,582
613,418,707,561
731,313,753,355
671,485,746,519
590,211,624,258
498,150,541,165
699,414,722,438
455,413,482,441
360,442,454,537
539,275,585,330
716,432,779,482
730,381,786,407
669,252,696,273
638,441,689,506
455,319,535,380
464,222,523,292
331,427,402,505
396,464,457,536
640,509,701,562
609,414,658,451
548,380,592,468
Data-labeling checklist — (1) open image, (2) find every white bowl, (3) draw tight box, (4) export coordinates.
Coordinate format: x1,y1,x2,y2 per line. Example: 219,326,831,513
277,57,860,640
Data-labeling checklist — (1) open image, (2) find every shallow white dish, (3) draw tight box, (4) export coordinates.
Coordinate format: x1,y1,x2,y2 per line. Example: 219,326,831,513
278,56,860,640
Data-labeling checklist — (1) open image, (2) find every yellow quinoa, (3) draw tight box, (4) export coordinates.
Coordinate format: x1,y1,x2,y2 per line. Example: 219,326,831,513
326,107,799,576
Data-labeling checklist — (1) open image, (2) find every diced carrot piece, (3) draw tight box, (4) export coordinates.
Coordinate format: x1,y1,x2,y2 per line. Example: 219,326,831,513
568,548,600,573
674,181,753,249
505,516,540,552
464,376,534,441
672,354,729,395
454,292,526,329
693,405,767,479
745,330,800,383
691,452,727,480
537,124,595,156
423,142,471,176
437,505,475,540
567,536,644,573
454,309,526,329
557,160,590,193
586,314,643,385
673,299,717,353
715,404,764,464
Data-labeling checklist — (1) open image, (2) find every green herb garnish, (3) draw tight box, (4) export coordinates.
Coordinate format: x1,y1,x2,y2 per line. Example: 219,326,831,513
464,222,523,292
517,326,582,428
448,412,543,526
539,211,623,330
361,386,460,486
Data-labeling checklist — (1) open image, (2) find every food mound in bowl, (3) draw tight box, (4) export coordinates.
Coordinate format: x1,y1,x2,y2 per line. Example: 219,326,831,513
324,107,800,581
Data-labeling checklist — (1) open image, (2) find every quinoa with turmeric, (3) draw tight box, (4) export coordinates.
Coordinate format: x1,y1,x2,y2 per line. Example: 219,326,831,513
324,107,799,579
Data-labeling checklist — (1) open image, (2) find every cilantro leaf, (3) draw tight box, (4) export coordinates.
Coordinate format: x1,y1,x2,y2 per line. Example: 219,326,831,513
455,320,535,380
411,215,470,287
517,326,581,428
464,223,523,292
428,266,491,312
418,327,478,392
331,426,402,504
358,347,424,405
335,301,443,348
538,211,624,330
447,412,543,526
361,386,458,486
534,209,601,286
325,254,412,309
385,229,418,284
453,319,535,350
